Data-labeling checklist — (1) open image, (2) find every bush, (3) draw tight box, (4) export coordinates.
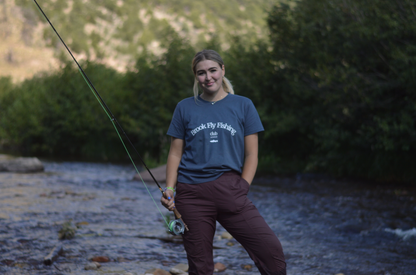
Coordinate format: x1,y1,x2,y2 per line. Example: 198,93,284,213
0,62,126,159
265,0,416,181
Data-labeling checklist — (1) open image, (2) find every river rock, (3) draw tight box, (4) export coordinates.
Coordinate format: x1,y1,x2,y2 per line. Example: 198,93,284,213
170,263,189,274
0,155,44,173
144,268,171,275
169,268,188,275
116,256,130,262
214,262,226,272
91,256,110,262
242,264,252,271
221,232,233,240
84,262,101,270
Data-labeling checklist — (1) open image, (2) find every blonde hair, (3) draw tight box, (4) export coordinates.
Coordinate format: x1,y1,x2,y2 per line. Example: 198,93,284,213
191,49,234,100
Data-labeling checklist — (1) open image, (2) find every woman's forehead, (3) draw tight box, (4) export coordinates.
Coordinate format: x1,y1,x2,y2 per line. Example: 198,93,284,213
195,60,222,71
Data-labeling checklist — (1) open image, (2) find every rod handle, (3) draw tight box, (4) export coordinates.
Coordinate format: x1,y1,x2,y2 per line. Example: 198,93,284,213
173,208,189,231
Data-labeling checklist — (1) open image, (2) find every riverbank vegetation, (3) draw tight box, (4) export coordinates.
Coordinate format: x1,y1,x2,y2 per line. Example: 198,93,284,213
1,0,415,182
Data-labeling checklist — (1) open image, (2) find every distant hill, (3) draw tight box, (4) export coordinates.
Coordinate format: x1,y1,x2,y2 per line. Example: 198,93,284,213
1,0,276,82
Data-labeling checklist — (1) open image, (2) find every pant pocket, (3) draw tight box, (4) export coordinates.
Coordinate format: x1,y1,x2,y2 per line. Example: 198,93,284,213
227,176,250,213
239,177,250,193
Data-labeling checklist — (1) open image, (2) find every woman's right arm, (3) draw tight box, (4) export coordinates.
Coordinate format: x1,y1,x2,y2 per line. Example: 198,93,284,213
161,137,184,211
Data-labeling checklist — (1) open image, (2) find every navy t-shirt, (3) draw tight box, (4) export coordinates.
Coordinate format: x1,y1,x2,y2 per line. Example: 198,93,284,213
167,94,264,184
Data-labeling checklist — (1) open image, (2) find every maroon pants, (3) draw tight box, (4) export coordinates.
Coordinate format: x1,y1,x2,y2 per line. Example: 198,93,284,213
175,171,286,275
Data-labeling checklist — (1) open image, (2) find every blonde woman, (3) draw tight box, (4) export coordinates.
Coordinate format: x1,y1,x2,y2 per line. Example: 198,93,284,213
161,49,286,275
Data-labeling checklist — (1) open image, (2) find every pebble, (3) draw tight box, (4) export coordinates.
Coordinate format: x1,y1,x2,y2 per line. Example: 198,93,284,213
170,263,189,274
91,256,110,262
242,264,253,271
84,262,101,270
221,232,233,240
117,256,130,262
170,268,188,275
214,262,227,272
144,268,171,275
13,263,30,269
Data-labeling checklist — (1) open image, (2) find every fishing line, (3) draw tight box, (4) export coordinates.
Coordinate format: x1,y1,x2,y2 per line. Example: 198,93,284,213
32,0,188,234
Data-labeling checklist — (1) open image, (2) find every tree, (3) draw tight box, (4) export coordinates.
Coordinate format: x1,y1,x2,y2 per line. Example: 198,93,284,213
121,29,195,162
266,0,416,180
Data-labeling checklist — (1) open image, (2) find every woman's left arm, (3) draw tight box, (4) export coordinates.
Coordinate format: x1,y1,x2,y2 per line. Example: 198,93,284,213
241,133,259,185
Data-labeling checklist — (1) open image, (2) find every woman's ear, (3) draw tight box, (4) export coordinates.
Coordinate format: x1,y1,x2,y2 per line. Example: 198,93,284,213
222,65,225,77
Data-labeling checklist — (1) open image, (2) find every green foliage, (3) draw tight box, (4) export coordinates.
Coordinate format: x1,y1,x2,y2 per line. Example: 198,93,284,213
121,30,195,162
266,0,416,181
0,62,125,159
0,76,13,95
0,33,195,164
3,0,416,182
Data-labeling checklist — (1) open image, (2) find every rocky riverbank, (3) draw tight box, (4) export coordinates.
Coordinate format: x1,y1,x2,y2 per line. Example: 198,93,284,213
1,160,416,274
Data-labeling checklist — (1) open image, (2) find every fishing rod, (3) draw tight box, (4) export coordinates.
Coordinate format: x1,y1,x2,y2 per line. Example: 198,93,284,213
32,0,188,235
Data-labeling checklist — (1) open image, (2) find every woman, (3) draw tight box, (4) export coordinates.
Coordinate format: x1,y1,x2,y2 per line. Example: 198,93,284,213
161,49,286,275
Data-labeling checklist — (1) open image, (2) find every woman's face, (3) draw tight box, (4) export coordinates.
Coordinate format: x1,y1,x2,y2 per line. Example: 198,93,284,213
195,60,225,95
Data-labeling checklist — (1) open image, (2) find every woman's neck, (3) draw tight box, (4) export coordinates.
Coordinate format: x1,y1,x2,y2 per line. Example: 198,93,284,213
200,90,228,102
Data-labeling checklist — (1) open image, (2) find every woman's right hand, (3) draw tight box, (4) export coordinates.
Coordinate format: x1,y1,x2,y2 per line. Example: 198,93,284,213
161,189,175,211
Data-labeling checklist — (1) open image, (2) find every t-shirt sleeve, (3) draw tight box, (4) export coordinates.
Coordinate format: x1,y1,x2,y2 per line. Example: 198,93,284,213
167,103,185,139
244,100,264,136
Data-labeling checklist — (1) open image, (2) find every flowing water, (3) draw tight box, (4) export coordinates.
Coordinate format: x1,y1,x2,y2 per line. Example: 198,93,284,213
0,160,415,274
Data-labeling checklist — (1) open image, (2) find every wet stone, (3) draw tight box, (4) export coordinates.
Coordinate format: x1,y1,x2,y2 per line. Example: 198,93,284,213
170,263,188,274
0,154,44,173
84,262,100,270
144,267,171,275
91,256,110,262
1,259,14,266
58,221,77,240
221,231,233,240
117,256,130,262
214,262,227,272
242,264,252,271
170,267,188,275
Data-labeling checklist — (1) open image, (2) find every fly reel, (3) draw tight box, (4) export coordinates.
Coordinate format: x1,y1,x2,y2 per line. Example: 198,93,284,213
168,219,186,235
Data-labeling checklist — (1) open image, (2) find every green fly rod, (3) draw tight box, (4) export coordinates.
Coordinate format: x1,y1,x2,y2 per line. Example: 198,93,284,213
32,0,188,235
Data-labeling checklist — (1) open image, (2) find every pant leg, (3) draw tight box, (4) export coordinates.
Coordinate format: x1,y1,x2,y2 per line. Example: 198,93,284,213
215,173,287,275
175,181,217,275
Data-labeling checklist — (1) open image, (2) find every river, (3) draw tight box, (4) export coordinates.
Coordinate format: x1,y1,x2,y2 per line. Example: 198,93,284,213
0,160,415,274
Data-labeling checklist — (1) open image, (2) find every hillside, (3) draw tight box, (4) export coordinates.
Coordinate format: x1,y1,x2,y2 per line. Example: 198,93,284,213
0,0,276,82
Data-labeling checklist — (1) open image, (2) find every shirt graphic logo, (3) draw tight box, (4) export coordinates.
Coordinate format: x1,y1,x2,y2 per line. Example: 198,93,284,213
190,122,237,136
210,131,218,143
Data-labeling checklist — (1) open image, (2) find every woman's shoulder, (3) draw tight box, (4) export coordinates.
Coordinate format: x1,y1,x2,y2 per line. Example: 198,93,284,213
176,96,196,106
227,94,254,105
